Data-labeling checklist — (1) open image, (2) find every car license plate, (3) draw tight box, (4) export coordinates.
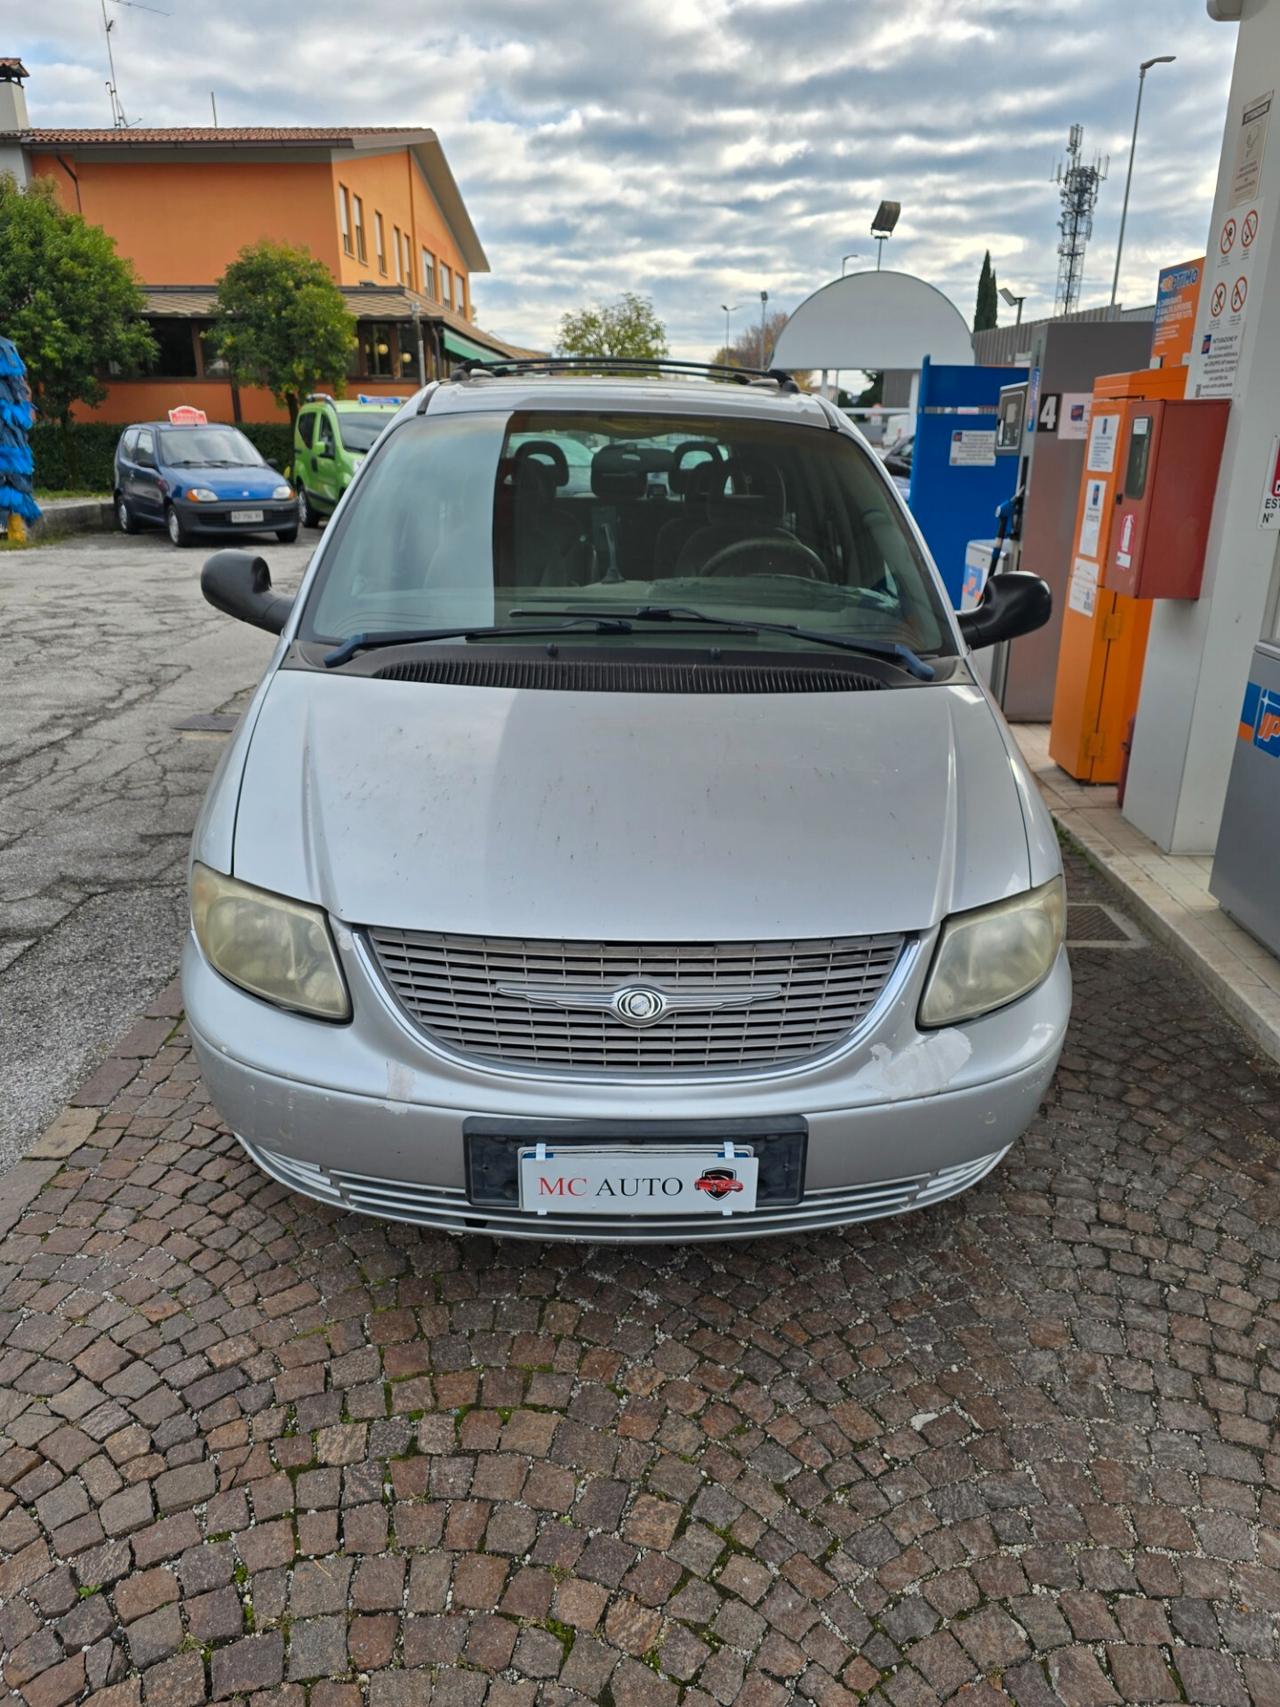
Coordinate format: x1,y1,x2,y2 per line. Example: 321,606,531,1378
518,1145,759,1216
230,509,264,524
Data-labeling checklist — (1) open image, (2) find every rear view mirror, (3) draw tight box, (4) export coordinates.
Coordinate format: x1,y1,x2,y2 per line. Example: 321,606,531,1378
958,571,1051,651
201,550,294,636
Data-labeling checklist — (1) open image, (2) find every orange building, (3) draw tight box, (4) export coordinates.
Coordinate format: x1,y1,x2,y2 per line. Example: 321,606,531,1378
0,57,531,422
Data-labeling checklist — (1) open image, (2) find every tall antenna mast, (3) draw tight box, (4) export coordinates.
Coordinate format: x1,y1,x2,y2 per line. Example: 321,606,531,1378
1052,124,1108,316
99,0,171,128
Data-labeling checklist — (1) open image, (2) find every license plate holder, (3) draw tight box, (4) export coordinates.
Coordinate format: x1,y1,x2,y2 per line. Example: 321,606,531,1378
518,1143,759,1217
229,508,264,524
464,1118,806,1212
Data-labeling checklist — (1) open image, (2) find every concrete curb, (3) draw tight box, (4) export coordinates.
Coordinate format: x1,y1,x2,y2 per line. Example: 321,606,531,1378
30,498,114,538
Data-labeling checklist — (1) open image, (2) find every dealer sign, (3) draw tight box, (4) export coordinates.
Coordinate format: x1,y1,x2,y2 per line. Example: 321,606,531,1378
518,1146,760,1216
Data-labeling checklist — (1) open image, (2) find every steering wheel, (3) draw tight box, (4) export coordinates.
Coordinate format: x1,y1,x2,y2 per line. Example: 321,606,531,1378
701,534,828,579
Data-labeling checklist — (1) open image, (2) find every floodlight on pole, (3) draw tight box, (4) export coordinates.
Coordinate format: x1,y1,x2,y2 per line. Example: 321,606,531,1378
998,285,1026,325
1111,55,1176,306
720,303,740,355
870,200,900,270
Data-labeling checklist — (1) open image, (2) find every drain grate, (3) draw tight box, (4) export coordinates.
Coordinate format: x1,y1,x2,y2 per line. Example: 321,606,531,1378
1066,901,1145,948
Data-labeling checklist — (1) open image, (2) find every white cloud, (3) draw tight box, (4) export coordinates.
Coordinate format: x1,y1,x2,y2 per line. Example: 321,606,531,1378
20,0,1237,356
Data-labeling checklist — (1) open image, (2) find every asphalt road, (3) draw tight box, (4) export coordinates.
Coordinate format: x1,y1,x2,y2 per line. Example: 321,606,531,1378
0,525,314,1169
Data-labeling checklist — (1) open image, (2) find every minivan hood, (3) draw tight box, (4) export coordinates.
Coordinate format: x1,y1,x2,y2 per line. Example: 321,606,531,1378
231,669,1031,940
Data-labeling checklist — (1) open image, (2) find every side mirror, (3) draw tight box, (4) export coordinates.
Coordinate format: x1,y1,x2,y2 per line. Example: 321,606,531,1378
201,550,294,636
957,571,1052,651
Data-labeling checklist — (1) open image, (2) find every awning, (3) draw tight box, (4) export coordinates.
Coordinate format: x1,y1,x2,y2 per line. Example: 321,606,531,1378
441,326,506,364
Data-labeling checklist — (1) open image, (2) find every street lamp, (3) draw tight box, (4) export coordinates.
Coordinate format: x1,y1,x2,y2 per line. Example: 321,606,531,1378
842,253,863,275
998,285,1026,325
1111,55,1176,306
720,303,740,357
870,201,901,270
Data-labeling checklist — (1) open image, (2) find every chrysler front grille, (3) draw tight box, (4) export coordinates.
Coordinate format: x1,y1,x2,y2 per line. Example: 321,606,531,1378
363,930,907,1073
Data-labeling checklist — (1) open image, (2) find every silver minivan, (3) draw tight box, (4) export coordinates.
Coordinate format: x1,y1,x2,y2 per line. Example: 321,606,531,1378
184,362,1069,1242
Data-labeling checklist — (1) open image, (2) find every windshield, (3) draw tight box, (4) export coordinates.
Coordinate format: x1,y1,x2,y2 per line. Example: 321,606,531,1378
301,409,955,657
158,426,263,467
335,411,395,452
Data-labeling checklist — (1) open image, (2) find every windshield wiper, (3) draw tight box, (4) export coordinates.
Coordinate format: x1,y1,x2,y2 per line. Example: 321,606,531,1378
322,617,634,668
511,605,935,680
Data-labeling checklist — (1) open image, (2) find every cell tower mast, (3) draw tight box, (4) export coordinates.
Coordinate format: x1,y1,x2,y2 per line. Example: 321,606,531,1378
1052,124,1108,316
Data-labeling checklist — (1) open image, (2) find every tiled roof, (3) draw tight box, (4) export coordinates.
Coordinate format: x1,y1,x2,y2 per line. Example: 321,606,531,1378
141,285,539,360
14,125,432,145
0,57,29,76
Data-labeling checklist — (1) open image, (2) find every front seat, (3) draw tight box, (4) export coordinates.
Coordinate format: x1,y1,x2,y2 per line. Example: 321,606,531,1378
511,454,590,587
653,444,723,578
673,460,794,577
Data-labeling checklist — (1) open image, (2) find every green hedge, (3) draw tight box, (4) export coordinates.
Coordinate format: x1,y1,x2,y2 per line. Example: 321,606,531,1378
31,420,296,493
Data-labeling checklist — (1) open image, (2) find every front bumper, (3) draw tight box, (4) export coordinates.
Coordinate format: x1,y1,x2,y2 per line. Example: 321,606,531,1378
175,499,297,534
182,927,1070,1242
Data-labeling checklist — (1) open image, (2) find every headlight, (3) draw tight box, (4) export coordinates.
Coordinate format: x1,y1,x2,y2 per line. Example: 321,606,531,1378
919,876,1065,1027
272,483,294,500
190,863,350,1020
186,487,218,502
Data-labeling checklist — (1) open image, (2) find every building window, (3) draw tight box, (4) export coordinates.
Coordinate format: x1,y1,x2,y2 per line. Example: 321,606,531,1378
357,322,396,377
339,185,352,256
393,227,402,282
375,212,386,275
143,317,199,378
402,232,413,289
352,195,366,264
420,249,436,300
440,262,453,309
455,274,467,318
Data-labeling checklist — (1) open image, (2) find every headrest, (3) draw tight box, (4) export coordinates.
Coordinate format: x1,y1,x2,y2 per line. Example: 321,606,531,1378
705,460,785,526
514,457,554,504
591,444,647,500
513,439,570,487
669,441,723,496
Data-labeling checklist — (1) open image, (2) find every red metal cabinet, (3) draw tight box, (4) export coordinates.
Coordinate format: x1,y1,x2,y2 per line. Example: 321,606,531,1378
1104,398,1229,599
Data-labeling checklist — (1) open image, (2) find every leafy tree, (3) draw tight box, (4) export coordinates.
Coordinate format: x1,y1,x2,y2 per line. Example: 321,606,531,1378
210,241,356,422
974,250,998,332
854,371,884,407
557,292,668,363
0,174,155,438
711,308,793,371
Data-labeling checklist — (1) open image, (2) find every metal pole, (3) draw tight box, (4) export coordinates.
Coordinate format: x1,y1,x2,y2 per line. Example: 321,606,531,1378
412,308,426,385
1111,68,1147,305
759,291,768,367
210,91,218,126
1016,298,1023,325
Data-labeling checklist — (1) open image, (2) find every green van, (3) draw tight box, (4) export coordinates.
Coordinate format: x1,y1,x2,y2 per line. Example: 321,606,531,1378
292,395,405,526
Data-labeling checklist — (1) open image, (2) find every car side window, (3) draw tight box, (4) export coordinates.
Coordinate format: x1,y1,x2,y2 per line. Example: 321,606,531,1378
297,411,316,449
316,414,336,458
135,430,156,468
119,430,137,461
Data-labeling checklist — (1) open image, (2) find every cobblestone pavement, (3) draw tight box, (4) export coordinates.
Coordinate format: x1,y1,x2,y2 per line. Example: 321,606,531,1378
0,530,312,1168
1,855,1279,1707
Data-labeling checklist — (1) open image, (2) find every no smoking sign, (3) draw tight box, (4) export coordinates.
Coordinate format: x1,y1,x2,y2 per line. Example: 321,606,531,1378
1242,207,1259,248
1220,215,1237,254
1233,276,1249,313
1211,281,1227,317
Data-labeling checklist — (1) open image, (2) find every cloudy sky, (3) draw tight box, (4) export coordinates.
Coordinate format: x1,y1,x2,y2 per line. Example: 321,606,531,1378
28,0,1237,357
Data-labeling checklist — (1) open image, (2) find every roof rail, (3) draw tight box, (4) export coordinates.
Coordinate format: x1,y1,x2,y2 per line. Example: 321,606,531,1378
304,392,334,402
445,356,800,394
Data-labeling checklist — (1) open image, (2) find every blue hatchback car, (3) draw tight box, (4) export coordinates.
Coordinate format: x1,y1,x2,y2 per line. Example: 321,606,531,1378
114,420,298,548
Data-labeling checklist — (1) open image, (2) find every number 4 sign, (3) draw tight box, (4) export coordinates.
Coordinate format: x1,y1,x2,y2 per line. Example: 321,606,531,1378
1260,436,1280,530
1037,392,1060,433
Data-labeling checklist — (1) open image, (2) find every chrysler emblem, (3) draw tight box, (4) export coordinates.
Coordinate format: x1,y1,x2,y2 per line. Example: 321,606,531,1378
611,986,667,1027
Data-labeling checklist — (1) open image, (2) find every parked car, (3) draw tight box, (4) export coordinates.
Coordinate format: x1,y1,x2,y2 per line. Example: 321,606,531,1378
114,421,297,548
293,395,404,526
880,430,914,498
185,361,1067,1243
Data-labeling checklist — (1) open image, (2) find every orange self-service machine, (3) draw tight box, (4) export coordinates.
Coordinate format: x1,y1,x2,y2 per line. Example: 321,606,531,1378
1104,398,1229,599
1048,366,1189,784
